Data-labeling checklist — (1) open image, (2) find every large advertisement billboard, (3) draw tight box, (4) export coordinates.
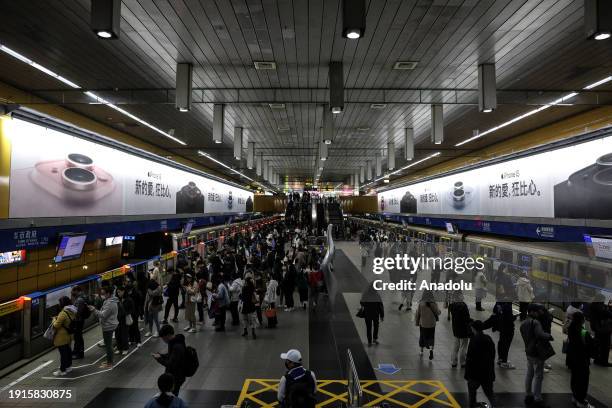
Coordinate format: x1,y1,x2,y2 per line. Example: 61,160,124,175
378,133,612,220
7,118,254,218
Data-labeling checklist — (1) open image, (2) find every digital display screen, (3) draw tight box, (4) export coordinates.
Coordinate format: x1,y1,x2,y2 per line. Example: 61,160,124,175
182,220,194,236
0,250,26,266
445,222,456,234
54,233,87,263
105,236,123,246
584,234,612,260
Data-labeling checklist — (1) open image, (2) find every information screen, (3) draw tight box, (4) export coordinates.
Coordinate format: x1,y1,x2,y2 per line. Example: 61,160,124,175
0,250,26,266
584,235,612,260
105,236,123,246
182,220,194,236
54,233,87,263
445,222,456,234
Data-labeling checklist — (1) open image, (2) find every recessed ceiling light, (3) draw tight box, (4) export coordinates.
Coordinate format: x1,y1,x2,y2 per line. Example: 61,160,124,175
268,103,285,109
393,61,418,70
370,103,386,109
357,126,370,132
278,125,290,132
254,61,277,70
96,30,113,38
331,106,342,114
324,139,332,145
594,32,611,40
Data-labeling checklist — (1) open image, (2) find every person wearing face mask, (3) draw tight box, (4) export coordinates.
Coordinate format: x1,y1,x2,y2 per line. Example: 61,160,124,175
278,349,317,408
88,286,119,369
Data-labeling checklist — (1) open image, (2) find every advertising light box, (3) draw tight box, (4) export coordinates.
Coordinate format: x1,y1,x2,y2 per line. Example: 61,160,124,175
7,119,254,218
378,133,612,220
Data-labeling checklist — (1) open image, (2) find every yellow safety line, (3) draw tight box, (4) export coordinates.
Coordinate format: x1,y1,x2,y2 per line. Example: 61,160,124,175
376,381,455,407
436,380,462,408
362,380,417,406
411,389,446,408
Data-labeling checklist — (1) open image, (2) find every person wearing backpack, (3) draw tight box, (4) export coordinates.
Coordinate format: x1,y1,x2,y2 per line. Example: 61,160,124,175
567,311,595,408
153,325,187,396
415,290,441,360
449,292,471,368
520,304,554,408
52,296,77,376
278,349,316,408
71,285,89,360
145,373,187,408
145,279,163,337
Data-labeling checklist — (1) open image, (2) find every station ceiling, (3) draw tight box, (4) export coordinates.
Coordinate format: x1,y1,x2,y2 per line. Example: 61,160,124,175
0,0,611,190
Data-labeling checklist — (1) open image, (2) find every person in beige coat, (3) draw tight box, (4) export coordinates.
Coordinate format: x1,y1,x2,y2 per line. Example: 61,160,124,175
52,296,77,376
415,290,441,360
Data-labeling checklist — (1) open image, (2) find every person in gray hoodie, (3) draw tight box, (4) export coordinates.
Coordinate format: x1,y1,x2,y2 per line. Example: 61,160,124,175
88,286,119,368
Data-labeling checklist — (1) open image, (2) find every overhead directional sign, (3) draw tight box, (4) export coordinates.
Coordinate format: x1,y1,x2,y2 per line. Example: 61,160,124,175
375,363,401,375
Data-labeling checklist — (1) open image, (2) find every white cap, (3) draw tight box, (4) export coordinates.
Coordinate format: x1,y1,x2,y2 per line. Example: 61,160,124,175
280,349,302,363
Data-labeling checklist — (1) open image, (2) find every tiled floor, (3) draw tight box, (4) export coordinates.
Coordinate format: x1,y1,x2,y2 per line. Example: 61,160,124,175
0,241,610,407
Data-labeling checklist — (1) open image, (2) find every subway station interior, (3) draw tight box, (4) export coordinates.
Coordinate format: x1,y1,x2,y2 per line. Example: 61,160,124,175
0,0,611,407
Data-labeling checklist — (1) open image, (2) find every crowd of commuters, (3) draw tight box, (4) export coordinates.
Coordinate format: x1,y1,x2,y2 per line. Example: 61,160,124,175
354,222,611,408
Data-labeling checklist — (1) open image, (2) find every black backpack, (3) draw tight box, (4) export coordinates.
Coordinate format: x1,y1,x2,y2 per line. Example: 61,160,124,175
64,312,77,335
77,299,91,320
285,371,316,408
183,346,199,377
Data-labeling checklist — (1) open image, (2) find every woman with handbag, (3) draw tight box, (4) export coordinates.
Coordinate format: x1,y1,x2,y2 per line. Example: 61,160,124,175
115,286,133,355
51,296,77,376
567,312,595,408
415,290,441,360
183,274,198,333
359,284,384,347
264,274,279,328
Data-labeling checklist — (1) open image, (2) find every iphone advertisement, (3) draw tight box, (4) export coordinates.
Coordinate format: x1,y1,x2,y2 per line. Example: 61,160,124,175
378,133,612,220
7,118,254,218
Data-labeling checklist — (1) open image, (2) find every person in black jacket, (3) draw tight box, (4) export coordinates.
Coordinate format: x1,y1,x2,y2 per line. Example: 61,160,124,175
566,312,595,408
465,320,496,408
153,325,187,396
589,295,612,367
484,301,517,369
449,292,471,368
163,272,181,324
115,286,131,355
125,282,141,346
360,284,384,346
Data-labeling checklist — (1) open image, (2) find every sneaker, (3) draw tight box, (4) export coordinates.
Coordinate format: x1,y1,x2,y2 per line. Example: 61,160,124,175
184,326,191,331
53,370,67,376
461,364,466,369
188,328,197,333
65,367,73,373
121,350,128,355
152,333,159,338
373,339,379,345
114,350,120,355
144,332,152,337
99,362,113,369
499,362,516,369
429,349,434,360
419,348,424,355
97,341,105,347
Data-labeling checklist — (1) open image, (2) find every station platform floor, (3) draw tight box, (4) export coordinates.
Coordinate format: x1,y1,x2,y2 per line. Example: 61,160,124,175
0,241,610,408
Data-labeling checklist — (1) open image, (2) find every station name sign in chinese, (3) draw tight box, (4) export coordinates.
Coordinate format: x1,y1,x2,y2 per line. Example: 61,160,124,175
6,118,254,218
379,132,612,220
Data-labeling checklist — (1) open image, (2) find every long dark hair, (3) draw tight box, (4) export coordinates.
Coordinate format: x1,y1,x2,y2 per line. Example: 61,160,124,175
568,311,585,337
155,373,175,407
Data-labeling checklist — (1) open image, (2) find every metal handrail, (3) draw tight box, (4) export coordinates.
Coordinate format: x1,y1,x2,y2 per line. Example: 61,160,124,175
346,349,362,408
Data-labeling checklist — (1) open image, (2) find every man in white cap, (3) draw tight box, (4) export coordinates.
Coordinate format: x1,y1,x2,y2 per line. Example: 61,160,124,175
278,349,317,408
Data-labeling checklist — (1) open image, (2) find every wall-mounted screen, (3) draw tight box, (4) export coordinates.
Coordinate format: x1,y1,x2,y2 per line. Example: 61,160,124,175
584,234,612,260
54,233,87,263
0,250,26,267
378,133,612,220
182,220,194,236
105,236,123,246
445,222,457,234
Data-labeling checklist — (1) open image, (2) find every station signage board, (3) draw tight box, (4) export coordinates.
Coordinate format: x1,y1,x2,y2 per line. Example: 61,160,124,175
378,133,612,220
6,118,254,218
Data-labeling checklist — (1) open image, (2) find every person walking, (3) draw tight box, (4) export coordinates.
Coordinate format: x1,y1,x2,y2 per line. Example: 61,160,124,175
213,278,230,331
144,373,187,408
70,285,89,360
145,279,163,337
359,284,384,347
449,292,471,368
162,271,181,324
415,290,441,360
278,349,317,408
153,325,187,396
89,286,119,369
516,271,535,321
52,296,77,376
520,304,554,408
566,311,595,408
465,320,496,408
183,274,198,333
296,267,309,310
